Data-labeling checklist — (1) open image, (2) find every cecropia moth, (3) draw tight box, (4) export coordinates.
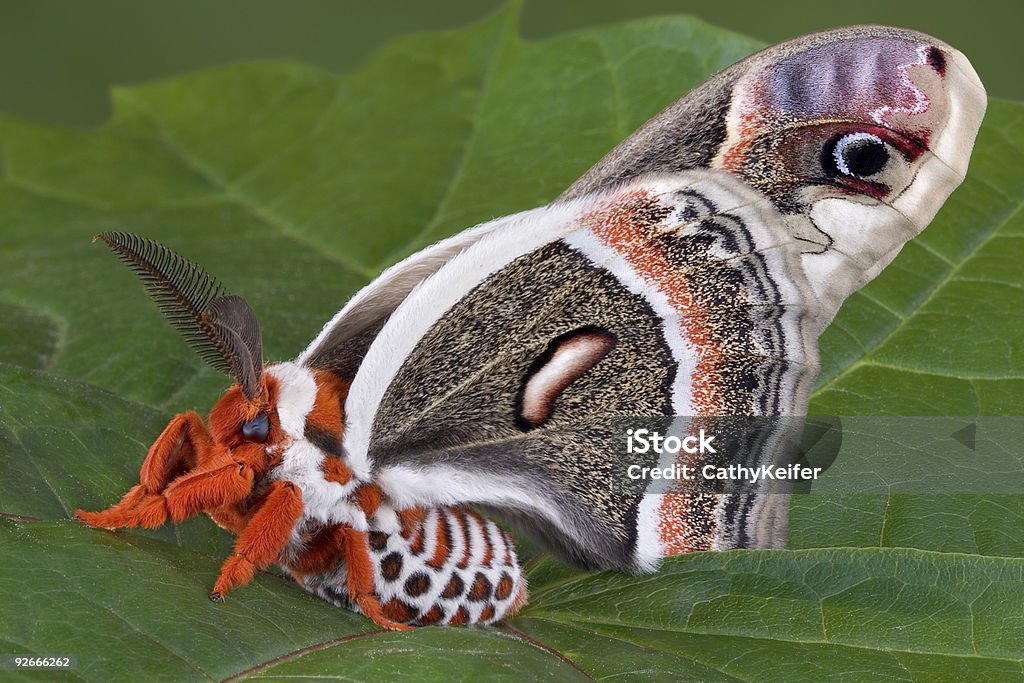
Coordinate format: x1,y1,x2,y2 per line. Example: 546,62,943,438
77,26,985,628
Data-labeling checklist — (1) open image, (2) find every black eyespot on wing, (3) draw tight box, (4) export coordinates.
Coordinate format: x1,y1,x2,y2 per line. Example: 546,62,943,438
822,133,890,179
241,413,269,442
842,139,889,177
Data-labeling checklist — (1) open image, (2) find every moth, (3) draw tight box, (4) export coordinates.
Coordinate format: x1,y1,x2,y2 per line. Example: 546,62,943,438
77,26,985,628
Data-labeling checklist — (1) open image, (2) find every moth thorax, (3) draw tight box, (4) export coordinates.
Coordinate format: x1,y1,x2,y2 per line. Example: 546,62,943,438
264,362,322,439
266,362,350,464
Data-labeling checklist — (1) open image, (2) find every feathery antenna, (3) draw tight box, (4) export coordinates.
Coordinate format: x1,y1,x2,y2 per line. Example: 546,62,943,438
96,232,264,401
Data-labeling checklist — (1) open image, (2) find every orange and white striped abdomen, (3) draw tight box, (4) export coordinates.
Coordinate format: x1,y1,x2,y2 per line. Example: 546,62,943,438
293,506,527,626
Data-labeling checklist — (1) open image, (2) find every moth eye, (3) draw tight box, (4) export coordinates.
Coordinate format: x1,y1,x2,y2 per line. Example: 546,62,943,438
241,413,270,442
824,132,890,179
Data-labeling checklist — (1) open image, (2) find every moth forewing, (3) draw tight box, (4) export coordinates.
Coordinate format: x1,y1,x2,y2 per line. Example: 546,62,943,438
340,172,818,571
335,27,984,573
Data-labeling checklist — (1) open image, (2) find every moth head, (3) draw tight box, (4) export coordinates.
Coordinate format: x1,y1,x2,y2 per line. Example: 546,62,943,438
708,27,986,307
206,376,283,451
98,232,278,457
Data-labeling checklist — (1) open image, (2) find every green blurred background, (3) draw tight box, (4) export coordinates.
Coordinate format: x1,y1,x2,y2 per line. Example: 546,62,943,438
0,0,1019,128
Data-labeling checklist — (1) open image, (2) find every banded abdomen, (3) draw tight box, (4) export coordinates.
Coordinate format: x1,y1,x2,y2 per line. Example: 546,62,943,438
286,506,527,626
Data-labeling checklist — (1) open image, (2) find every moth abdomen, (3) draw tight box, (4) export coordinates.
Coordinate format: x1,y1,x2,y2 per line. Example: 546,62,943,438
292,506,526,626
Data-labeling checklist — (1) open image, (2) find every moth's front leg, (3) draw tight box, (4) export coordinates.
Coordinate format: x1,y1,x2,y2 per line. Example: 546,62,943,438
160,458,256,523
209,480,304,601
76,411,216,529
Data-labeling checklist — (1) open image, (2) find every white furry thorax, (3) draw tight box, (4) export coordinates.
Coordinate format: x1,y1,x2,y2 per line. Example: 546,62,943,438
265,362,369,531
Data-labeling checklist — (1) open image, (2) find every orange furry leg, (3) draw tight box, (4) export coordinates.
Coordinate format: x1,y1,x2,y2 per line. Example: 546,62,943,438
84,490,170,529
139,412,213,493
207,504,254,535
209,481,304,601
75,485,149,529
342,527,413,631
163,461,255,522
75,412,219,529
77,459,253,530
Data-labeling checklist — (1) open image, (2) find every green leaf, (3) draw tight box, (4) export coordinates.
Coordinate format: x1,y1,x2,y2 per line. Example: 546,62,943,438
1,5,1022,680
521,549,1024,680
